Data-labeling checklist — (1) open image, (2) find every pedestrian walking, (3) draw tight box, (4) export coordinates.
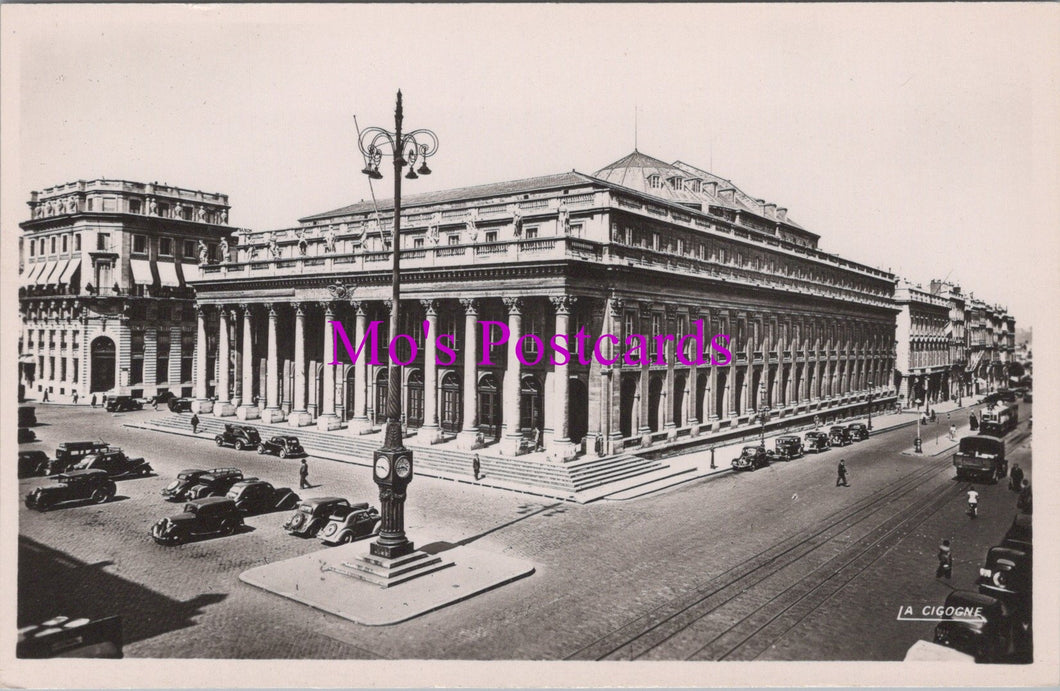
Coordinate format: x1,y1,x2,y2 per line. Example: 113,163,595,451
42,389,50,403
1009,463,1024,492
836,459,849,487
102,394,108,407
969,413,978,431
190,413,200,434
472,453,481,481
531,427,542,452
152,398,159,411
90,394,97,408
72,392,79,405
966,489,979,518
936,539,953,579
949,423,957,441
299,459,310,489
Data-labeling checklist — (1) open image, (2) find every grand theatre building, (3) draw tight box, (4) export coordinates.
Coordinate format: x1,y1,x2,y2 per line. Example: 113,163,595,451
187,151,898,463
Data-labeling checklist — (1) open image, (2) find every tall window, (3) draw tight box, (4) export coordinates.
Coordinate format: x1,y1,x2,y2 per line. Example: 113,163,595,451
156,331,171,382
159,238,172,256
180,332,195,382
62,235,68,253
50,237,56,253
130,331,145,385
74,233,81,251
183,240,196,258
129,199,142,214
133,235,147,254
97,233,110,251
525,227,538,239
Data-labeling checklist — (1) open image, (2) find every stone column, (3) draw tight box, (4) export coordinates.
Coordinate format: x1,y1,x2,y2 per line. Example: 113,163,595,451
350,302,371,432
288,303,312,427
259,304,284,423
418,299,443,442
214,307,235,416
236,304,259,419
638,306,653,446
499,297,524,455
606,294,626,453
546,296,578,460
663,307,677,438
316,302,341,430
191,307,214,413
456,298,480,449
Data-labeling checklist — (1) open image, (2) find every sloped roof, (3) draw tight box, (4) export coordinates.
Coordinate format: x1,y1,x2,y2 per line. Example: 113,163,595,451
594,150,724,208
299,172,591,223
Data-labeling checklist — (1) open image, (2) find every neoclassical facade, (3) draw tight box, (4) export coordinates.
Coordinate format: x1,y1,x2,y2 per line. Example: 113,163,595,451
186,151,899,460
893,282,952,405
18,179,231,402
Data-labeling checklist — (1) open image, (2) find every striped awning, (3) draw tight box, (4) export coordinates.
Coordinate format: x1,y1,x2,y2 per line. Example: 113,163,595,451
59,259,81,284
22,262,45,285
156,259,181,287
44,259,70,287
35,261,59,286
130,259,154,285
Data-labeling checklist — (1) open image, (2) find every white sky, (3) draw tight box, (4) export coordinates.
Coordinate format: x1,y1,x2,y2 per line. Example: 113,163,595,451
3,3,1057,326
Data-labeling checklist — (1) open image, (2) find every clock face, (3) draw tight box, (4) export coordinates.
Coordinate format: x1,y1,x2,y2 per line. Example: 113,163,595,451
394,455,412,479
374,456,391,479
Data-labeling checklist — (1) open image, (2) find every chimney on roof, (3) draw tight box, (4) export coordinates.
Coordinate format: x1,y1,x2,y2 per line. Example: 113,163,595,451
777,207,787,221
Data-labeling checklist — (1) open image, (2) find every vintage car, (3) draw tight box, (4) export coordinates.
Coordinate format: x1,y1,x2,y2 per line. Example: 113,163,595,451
318,502,381,546
104,396,143,413
16,615,123,659
1002,513,1032,553
18,428,38,443
19,450,51,478
150,497,244,545
976,545,1032,618
19,405,38,427
257,435,306,459
933,590,1017,663
24,469,117,511
46,441,111,475
803,431,831,453
225,480,300,515
846,422,869,442
167,396,194,413
283,497,351,537
773,436,804,460
184,468,248,501
828,426,852,447
215,424,262,451
953,435,1007,483
162,468,244,502
72,449,152,479
731,445,774,472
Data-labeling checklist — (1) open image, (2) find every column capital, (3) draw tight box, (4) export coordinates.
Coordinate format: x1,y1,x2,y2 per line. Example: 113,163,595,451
608,294,626,319
665,304,679,322
321,301,336,317
502,296,523,315
549,295,577,315
228,307,240,321
238,302,252,314
459,297,478,315
264,302,277,317
195,305,207,319
419,299,438,316
349,300,366,315
379,299,393,315
291,301,304,316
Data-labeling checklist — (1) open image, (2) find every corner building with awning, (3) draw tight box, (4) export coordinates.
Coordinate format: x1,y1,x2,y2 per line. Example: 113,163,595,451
18,179,232,402
186,151,900,463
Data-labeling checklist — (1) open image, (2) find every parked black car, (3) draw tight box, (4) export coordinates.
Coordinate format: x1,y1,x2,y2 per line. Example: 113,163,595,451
731,445,774,471
803,431,831,452
225,480,300,515
46,441,111,475
18,428,38,443
846,422,869,441
284,497,351,537
933,590,1017,663
162,468,243,502
16,615,123,659
150,497,244,545
161,393,194,412
19,405,37,427
25,469,117,511
19,450,51,478
72,449,152,479
774,435,804,460
182,468,248,501
215,424,262,451
976,546,1031,616
104,396,143,413
828,426,852,446
319,502,381,546
1002,513,1032,553
257,435,306,459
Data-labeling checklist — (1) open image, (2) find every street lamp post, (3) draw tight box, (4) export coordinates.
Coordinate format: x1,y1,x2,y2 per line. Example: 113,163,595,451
357,91,438,560
866,378,875,430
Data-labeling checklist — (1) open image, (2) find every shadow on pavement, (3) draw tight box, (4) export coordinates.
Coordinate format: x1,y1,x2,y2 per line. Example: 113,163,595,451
18,536,226,646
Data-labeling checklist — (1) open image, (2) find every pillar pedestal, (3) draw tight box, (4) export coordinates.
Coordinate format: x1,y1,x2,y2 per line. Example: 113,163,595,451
236,405,260,421
547,440,579,462
416,424,445,444
191,399,214,414
455,430,483,451
287,410,313,427
261,407,285,424
214,401,237,417
316,413,342,431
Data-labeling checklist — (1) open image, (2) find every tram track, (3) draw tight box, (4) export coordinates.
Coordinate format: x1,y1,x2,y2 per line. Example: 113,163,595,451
566,450,957,661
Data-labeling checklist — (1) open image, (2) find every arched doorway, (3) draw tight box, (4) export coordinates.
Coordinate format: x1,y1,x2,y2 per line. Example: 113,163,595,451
374,368,388,424
440,371,461,433
715,369,728,418
620,374,638,438
648,375,663,432
344,368,357,421
696,372,709,421
520,375,543,436
734,369,745,414
672,373,687,427
568,377,588,443
406,369,424,427
90,336,116,393
478,372,500,439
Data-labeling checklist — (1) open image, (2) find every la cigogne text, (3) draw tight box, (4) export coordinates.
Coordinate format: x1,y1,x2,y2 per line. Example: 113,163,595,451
328,319,733,368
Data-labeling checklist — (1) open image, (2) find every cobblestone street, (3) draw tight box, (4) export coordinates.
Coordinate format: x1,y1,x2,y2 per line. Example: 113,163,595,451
18,400,1031,659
